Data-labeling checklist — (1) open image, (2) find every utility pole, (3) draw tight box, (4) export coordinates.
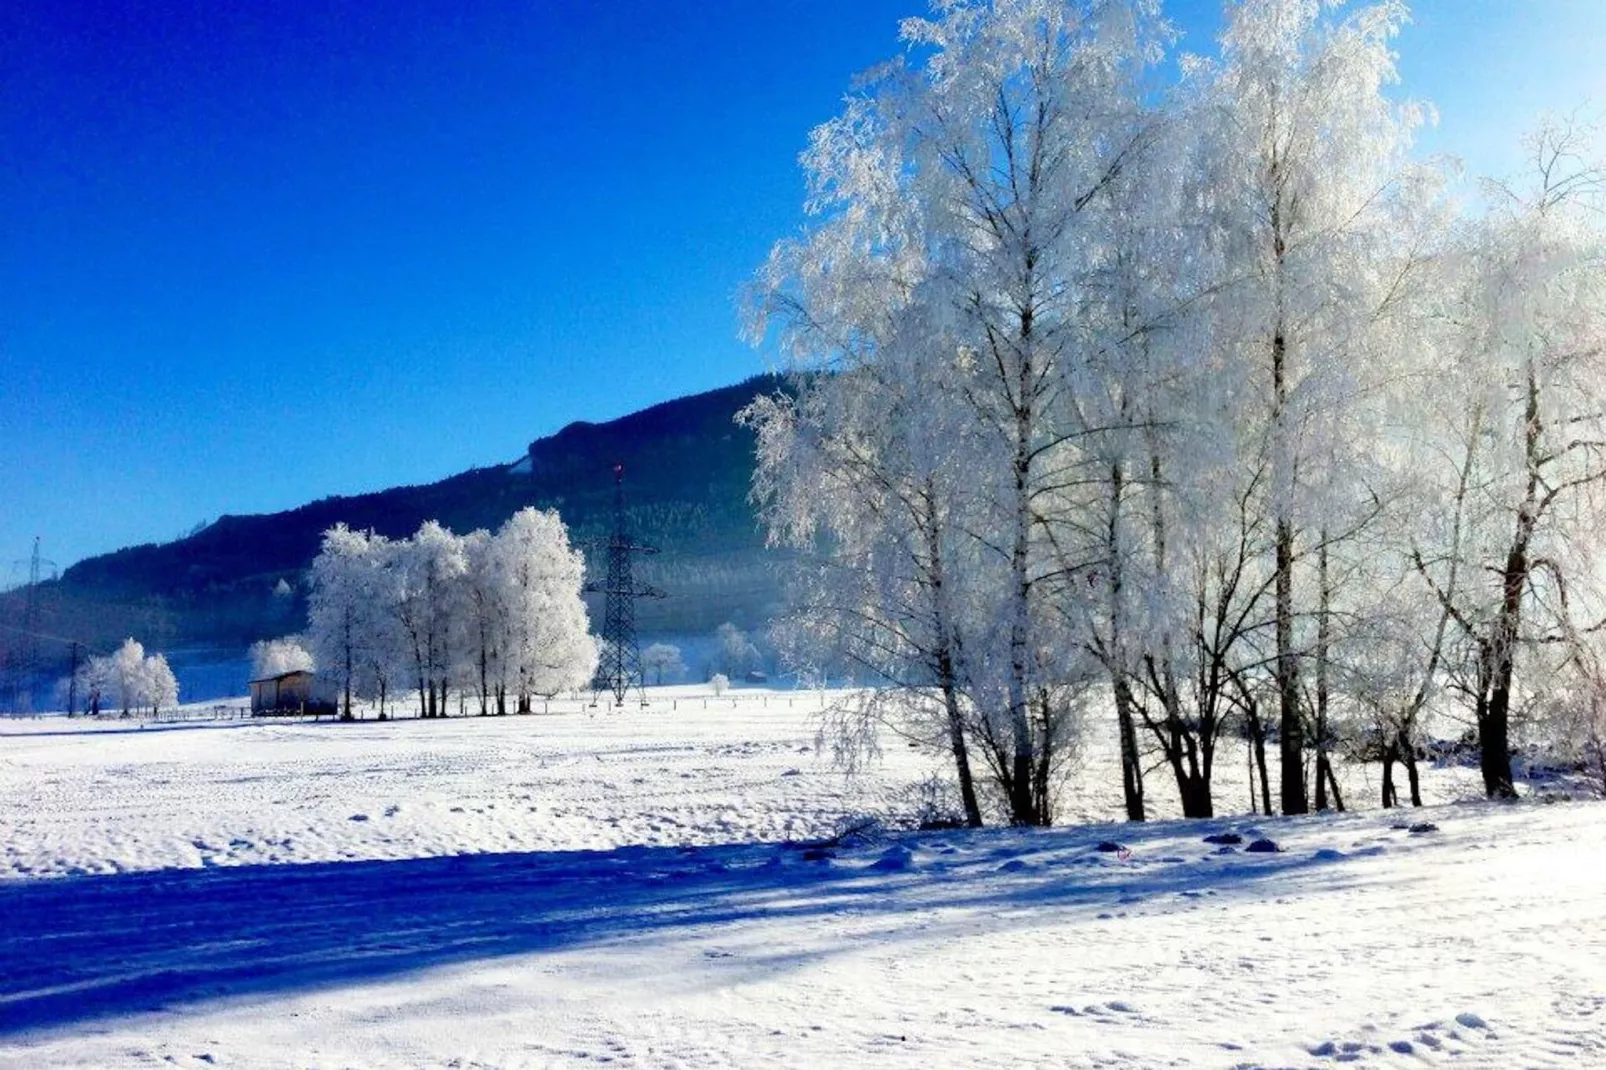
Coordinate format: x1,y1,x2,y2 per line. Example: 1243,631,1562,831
67,641,80,716
584,464,665,707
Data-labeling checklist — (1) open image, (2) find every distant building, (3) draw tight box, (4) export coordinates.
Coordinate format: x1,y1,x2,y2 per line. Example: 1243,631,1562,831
249,670,335,715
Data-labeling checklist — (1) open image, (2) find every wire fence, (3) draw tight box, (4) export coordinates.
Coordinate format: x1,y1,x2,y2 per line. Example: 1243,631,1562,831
11,691,830,726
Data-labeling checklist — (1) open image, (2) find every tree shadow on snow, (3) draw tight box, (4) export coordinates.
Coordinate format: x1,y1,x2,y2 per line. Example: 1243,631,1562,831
0,823,1363,1037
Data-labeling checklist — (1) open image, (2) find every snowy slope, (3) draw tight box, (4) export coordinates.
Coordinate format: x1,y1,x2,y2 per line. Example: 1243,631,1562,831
2,691,1604,1069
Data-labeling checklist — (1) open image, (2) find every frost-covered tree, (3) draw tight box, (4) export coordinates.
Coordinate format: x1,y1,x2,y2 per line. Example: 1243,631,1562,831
139,652,179,716
249,637,314,681
487,508,597,708
712,623,760,679
76,638,178,717
1190,0,1428,814
308,525,395,720
743,319,991,826
641,642,685,686
110,638,147,717
71,652,113,717
391,521,468,718
457,528,505,715
1408,120,1606,797
748,0,1170,826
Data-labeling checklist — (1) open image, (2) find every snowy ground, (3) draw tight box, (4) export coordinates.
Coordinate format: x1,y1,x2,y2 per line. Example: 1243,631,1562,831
2,687,1604,1068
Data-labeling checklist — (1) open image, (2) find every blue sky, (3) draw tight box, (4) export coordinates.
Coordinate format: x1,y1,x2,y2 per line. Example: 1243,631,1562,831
3,0,1602,575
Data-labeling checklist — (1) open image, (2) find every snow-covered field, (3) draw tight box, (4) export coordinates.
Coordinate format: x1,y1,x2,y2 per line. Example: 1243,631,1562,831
3,688,1604,1068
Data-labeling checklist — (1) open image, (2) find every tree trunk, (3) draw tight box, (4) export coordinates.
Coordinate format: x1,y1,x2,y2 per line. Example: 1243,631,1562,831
1381,740,1398,808
1180,773,1213,819
924,490,984,829
1323,758,1345,813
1001,271,1041,827
342,620,354,721
1314,537,1333,811
1005,414,1038,825
1482,366,1543,799
1249,709,1273,818
1269,180,1307,816
1275,514,1306,814
478,643,489,716
942,678,984,828
1107,460,1146,822
1114,678,1146,821
1248,737,1258,814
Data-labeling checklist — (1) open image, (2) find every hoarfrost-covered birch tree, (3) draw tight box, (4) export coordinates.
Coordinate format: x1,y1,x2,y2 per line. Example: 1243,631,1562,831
641,643,685,686
489,508,597,707
1409,119,1606,797
308,525,388,720
1190,0,1428,814
747,0,1173,825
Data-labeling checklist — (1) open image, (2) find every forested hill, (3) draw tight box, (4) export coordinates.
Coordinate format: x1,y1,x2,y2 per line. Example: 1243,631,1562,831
21,376,791,657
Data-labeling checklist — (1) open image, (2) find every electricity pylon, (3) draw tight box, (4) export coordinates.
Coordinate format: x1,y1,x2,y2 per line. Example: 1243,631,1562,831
584,465,664,707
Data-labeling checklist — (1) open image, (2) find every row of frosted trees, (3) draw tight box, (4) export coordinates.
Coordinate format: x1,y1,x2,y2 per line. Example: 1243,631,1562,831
743,0,1606,824
68,638,179,717
307,509,597,720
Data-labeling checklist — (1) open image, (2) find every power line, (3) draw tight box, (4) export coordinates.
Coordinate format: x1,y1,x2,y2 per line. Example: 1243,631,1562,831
0,621,99,653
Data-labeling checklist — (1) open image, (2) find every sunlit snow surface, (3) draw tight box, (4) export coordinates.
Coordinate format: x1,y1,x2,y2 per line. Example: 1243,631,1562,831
2,688,1603,1068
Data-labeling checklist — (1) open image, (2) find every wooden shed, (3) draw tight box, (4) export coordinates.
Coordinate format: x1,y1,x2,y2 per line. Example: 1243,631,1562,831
250,670,334,715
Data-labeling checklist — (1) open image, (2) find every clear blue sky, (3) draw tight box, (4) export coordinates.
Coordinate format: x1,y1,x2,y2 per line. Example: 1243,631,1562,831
3,1,1601,575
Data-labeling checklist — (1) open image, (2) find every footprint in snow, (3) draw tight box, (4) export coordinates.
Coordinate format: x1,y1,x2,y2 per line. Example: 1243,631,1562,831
348,813,369,822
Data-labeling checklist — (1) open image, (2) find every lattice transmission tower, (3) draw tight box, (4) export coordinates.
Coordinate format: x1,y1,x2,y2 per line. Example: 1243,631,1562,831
8,537,58,712
584,465,665,707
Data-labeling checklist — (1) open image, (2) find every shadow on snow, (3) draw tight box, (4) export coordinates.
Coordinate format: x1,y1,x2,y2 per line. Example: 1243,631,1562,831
0,820,1367,1038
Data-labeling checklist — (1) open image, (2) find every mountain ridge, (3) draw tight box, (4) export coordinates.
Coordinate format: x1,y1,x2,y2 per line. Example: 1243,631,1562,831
5,376,791,683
